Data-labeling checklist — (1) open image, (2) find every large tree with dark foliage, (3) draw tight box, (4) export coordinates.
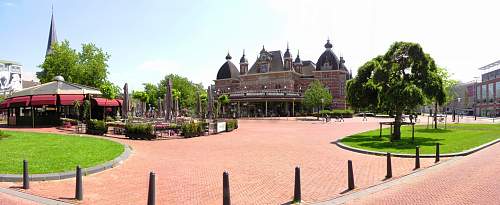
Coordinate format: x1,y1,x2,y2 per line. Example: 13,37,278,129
347,42,446,140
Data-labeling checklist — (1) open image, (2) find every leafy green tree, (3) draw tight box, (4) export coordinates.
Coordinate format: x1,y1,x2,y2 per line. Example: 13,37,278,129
82,100,91,122
100,81,121,99
38,40,110,88
158,74,206,112
143,83,159,108
346,42,446,140
303,80,333,112
217,94,230,118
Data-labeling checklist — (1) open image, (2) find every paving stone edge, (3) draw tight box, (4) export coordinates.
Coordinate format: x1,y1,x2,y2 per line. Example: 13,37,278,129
0,140,132,182
334,138,500,158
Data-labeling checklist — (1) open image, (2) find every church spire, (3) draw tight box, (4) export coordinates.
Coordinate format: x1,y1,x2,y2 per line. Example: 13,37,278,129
46,6,58,55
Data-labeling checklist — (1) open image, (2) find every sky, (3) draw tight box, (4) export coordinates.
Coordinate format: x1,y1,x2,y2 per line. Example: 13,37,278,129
1,0,500,91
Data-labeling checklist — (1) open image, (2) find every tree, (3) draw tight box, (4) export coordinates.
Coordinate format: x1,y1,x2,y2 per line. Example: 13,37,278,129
100,81,121,99
218,94,230,118
158,74,206,112
73,100,81,120
38,40,110,88
303,80,333,112
347,42,446,140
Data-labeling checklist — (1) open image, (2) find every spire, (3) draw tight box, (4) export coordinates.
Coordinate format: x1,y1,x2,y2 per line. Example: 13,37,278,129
294,50,302,64
324,38,333,49
260,45,266,53
46,6,58,55
284,42,292,58
240,49,248,64
225,52,232,60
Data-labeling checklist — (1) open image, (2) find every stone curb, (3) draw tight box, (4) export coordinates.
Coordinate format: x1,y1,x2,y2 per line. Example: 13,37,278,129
334,138,500,158
0,187,72,205
0,142,132,182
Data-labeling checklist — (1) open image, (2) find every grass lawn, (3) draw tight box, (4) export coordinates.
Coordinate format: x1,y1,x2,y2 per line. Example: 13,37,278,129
0,130,124,174
340,124,500,154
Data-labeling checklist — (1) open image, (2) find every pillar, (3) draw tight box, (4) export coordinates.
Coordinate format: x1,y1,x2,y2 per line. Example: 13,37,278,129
265,101,268,117
292,100,295,117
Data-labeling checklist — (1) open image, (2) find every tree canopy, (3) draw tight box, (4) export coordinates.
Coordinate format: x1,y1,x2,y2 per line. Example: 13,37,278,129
346,41,446,140
303,80,333,111
38,40,120,99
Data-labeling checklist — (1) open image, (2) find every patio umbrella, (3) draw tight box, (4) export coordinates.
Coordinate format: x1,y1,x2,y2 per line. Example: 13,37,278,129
122,83,129,119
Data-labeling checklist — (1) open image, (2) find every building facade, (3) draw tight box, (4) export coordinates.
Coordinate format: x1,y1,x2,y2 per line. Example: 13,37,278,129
213,40,351,117
471,60,500,117
0,60,23,94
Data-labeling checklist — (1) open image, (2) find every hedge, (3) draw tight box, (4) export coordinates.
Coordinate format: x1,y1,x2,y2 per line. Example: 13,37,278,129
226,119,238,131
125,123,155,140
86,119,108,135
315,110,354,118
181,122,204,138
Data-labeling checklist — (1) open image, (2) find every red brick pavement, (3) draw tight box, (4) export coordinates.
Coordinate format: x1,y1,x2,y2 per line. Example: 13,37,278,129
0,193,38,205
0,118,437,205
347,142,500,205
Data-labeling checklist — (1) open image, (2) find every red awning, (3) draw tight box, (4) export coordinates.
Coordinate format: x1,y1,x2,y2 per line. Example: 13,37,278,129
60,95,85,106
93,98,120,107
31,95,56,106
0,99,10,109
117,99,123,106
8,96,30,107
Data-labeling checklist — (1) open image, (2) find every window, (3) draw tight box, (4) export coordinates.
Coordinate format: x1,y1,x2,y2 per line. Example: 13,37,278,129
488,83,494,102
482,84,487,100
496,82,500,99
476,85,481,100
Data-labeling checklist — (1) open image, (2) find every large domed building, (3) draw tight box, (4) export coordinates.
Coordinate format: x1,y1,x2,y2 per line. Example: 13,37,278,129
213,40,351,117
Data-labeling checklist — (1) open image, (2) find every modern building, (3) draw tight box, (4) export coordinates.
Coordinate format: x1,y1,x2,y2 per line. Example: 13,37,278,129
213,40,351,117
471,60,500,117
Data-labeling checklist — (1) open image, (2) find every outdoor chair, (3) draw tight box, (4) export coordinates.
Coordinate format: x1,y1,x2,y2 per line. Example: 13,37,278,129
76,122,86,134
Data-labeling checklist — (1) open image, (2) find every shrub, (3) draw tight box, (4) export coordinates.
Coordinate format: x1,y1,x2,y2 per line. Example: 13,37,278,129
60,118,78,126
314,110,354,118
0,130,9,140
125,123,155,140
226,119,238,131
86,119,108,135
181,122,203,138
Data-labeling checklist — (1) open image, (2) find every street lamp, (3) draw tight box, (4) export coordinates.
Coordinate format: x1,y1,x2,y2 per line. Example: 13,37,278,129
473,77,479,120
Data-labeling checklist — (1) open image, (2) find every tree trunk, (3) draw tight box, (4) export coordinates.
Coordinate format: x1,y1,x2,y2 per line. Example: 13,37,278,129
392,113,402,141
434,102,438,129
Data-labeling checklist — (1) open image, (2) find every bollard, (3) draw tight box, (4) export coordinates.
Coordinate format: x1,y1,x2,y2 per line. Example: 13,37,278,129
23,160,29,189
347,160,355,190
147,172,156,205
415,146,420,169
223,171,230,205
75,165,83,200
386,153,392,178
293,166,301,203
435,143,440,163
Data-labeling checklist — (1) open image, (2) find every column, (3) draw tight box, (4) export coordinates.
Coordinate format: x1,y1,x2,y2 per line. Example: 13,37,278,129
292,100,295,117
265,101,268,117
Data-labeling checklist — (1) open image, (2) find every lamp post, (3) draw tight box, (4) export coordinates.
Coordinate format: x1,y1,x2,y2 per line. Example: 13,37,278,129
473,77,479,120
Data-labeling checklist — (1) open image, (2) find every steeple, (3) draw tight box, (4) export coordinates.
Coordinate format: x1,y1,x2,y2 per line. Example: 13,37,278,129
46,6,58,55
239,49,248,75
225,52,232,60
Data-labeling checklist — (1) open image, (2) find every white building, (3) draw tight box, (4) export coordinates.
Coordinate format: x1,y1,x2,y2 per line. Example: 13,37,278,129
0,60,23,93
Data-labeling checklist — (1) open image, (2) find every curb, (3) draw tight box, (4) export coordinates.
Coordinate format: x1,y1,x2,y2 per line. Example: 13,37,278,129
334,138,500,158
0,142,132,182
0,187,72,205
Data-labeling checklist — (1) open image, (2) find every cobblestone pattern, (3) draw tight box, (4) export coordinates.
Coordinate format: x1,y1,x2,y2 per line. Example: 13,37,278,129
0,118,436,205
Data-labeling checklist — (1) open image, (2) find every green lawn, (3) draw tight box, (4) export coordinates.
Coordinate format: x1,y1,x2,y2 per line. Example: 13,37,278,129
0,130,124,174
340,124,500,154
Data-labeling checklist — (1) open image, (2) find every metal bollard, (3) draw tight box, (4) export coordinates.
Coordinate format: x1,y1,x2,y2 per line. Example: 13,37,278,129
386,153,392,178
348,160,355,190
223,171,230,205
147,172,156,205
23,160,29,189
435,143,440,163
75,165,83,200
293,166,301,203
415,146,420,169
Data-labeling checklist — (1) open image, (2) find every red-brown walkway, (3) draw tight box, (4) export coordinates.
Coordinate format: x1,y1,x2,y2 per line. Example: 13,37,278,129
1,118,438,204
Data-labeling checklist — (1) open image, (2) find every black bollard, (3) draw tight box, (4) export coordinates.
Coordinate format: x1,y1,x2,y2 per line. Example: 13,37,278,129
415,146,420,169
223,171,230,205
147,172,156,205
347,160,355,190
23,160,29,189
293,166,301,203
75,165,83,200
435,143,440,163
386,153,392,178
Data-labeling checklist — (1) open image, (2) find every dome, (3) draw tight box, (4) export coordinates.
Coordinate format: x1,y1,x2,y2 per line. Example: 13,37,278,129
53,75,65,81
217,56,240,80
324,39,333,49
239,50,248,64
294,50,302,64
316,49,340,71
225,52,232,60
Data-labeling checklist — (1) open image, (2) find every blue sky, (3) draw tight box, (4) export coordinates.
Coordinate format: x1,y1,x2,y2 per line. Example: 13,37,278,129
2,0,500,91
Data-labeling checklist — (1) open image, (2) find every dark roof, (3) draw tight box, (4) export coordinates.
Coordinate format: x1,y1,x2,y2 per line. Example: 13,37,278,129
301,60,316,76
247,50,285,74
284,44,291,58
324,39,333,49
46,11,57,56
294,51,302,64
239,50,248,64
225,53,232,60
316,49,340,71
216,60,240,80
